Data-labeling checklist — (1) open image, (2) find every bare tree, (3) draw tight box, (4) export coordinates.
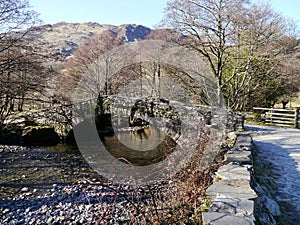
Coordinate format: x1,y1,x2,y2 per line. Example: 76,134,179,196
0,41,49,123
163,0,250,86
0,0,40,52
163,0,298,110
0,0,43,125
223,2,298,110
58,31,123,102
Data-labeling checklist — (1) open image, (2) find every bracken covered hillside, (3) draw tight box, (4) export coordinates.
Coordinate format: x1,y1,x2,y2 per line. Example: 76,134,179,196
33,22,151,61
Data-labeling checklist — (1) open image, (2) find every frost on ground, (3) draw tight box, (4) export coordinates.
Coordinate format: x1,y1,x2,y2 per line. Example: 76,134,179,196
246,125,300,222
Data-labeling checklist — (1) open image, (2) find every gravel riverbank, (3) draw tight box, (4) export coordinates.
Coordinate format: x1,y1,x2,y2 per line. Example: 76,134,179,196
0,145,162,224
1,179,157,224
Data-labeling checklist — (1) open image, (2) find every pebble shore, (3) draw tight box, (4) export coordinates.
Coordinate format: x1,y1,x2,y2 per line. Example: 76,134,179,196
0,145,162,224
1,180,155,224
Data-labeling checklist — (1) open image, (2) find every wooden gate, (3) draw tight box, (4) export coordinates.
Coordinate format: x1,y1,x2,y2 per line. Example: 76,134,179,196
253,107,300,128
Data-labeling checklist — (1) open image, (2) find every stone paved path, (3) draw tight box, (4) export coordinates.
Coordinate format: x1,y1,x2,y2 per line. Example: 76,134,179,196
246,125,300,223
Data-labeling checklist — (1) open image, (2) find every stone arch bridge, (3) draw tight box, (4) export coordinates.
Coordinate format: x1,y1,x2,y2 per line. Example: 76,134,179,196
24,95,228,143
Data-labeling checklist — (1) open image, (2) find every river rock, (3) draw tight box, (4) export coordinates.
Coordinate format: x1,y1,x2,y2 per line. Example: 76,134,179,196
20,187,29,192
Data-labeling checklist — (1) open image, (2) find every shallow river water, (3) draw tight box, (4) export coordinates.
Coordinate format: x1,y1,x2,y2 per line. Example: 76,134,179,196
0,126,175,199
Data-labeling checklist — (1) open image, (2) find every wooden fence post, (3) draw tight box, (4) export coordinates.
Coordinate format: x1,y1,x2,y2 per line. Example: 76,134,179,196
296,109,299,129
270,108,274,125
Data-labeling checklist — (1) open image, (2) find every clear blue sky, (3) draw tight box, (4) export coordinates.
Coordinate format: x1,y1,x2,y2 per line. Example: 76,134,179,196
30,0,300,29
29,0,168,28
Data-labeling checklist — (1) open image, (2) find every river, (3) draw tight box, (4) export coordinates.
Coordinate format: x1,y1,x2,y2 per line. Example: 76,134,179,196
0,126,175,199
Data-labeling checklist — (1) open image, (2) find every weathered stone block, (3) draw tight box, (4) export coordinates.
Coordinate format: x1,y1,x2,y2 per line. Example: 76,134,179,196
226,151,252,165
210,194,254,217
206,179,257,200
216,165,251,181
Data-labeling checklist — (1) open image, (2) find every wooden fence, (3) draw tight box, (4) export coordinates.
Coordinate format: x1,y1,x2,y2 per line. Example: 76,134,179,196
253,107,300,128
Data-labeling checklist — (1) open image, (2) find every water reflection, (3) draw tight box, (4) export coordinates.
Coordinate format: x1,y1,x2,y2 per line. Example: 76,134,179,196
133,128,151,140
102,126,176,166
115,126,165,151
46,144,81,154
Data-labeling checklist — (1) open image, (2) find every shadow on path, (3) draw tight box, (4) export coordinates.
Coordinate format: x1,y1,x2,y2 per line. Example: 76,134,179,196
246,125,300,224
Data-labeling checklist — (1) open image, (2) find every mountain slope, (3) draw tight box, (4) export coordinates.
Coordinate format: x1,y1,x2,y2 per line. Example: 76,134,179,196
35,22,151,59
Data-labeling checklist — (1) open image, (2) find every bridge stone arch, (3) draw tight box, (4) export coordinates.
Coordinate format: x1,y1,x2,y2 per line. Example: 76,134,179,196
72,40,227,184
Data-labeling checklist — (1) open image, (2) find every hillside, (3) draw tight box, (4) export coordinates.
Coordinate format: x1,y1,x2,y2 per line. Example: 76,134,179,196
33,22,151,61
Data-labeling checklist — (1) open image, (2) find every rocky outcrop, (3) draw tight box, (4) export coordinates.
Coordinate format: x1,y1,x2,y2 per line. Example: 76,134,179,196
35,22,152,58
123,24,151,42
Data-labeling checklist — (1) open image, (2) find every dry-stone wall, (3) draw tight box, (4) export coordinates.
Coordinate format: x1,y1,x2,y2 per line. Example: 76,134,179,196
202,133,257,225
